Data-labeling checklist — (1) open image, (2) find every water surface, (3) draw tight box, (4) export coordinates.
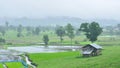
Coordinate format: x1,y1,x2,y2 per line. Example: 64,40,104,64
8,46,81,53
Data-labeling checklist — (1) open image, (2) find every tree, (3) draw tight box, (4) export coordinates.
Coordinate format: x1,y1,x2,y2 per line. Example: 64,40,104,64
55,26,65,43
43,34,49,45
0,37,5,44
117,24,120,35
9,25,16,31
32,26,41,35
75,29,81,36
26,26,32,36
0,26,6,36
79,22,102,43
34,26,40,35
105,26,114,35
65,23,75,45
17,24,23,37
117,24,120,30
5,21,9,30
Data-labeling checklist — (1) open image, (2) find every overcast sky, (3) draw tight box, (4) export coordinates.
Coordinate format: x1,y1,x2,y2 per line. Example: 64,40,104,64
0,0,120,20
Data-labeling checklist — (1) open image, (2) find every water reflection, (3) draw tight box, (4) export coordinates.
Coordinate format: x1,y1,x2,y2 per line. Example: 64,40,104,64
8,46,81,53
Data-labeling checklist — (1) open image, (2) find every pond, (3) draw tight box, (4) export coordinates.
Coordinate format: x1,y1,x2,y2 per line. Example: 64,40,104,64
8,46,81,53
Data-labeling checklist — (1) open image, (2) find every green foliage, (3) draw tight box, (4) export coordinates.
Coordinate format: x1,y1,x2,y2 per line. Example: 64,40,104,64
117,24,120,30
0,37,5,43
17,24,22,33
5,21,9,30
55,26,65,42
79,23,89,32
1,23,120,46
79,22,102,42
17,24,23,37
17,32,22,37
31,26,41,36
26,26,33,36
0,26,6,36
34,26,41,35
2,28,120,46
75,29,81,36
65,23,75,44
105,26,114,35
116,24,120,35
43,34,49,45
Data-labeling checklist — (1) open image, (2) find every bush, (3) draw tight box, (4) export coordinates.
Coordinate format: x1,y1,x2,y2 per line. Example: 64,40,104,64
6,43,12,45
0,38,5,43
74,41,79,44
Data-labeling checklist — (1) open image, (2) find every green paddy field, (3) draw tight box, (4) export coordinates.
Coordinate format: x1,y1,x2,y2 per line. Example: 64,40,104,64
0,45,120,68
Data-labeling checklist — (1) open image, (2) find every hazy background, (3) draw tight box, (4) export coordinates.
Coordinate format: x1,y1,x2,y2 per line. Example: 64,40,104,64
0,0,120,26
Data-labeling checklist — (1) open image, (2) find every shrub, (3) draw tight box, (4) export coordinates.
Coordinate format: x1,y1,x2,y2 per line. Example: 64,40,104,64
0,38,5,43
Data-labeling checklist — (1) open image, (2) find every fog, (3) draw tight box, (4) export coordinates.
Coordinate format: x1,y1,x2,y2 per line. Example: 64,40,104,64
0,0,120,20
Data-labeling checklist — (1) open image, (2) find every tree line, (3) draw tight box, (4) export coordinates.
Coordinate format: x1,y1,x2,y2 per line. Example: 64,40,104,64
1,21,120,45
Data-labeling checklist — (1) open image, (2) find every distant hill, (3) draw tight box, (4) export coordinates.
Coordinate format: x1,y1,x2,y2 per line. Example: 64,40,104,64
0,17,119,27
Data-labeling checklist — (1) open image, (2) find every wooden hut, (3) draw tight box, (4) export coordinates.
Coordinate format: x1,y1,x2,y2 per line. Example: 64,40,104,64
81,44,102,57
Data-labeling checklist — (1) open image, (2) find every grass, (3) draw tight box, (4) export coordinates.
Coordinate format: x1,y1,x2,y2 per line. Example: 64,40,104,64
6,62,24,68
28,46,120,68
0,62,24,68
